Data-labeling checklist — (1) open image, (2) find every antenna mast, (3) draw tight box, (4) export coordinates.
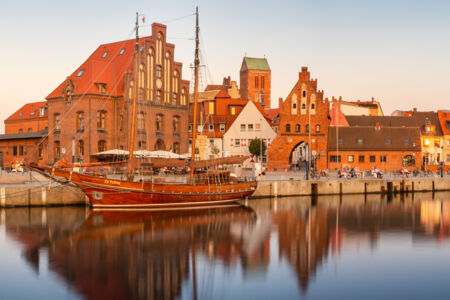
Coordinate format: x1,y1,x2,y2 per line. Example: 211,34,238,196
191,6,200,173
129,12,139,164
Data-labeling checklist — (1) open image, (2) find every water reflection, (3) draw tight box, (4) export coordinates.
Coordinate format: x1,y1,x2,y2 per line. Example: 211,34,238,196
3,192,450,299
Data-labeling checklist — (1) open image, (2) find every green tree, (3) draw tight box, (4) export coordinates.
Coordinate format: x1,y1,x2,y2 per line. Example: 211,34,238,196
248,138,267,158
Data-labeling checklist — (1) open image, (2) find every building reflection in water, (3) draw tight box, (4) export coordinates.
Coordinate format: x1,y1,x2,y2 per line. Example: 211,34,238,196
4,193,450,299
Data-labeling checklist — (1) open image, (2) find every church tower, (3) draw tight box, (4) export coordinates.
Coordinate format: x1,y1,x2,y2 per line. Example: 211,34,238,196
240,57,271,110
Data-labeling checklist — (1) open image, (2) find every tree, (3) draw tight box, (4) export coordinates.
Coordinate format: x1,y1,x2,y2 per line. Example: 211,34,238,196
248,138,266,159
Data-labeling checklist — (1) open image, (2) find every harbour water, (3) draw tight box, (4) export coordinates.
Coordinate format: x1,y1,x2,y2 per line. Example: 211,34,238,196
1,192,450,299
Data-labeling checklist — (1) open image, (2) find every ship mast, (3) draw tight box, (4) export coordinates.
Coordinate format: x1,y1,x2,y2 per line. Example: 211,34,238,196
128,12,140,165
190,6,200,175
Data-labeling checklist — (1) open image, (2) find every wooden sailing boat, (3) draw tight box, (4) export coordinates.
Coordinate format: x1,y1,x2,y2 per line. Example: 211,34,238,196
31,8,257,208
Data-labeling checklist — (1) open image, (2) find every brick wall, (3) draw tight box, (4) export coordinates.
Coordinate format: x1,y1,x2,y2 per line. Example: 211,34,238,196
268,67,329,171
5,118,48,134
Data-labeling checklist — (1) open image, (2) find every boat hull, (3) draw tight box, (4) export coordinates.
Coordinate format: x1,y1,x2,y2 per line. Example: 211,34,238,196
33,166,257,208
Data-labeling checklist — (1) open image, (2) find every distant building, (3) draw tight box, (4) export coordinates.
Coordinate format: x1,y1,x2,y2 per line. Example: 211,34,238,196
189,88,248,159
240,57,271,110
0,101,48,167
329,97,383,116
328,115,421,171
223,100,275,166
46,23,189,164
268,67,329,171
438,110,450,165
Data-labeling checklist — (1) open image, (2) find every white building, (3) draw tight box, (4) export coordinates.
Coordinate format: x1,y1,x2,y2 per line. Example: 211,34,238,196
223,101,276,167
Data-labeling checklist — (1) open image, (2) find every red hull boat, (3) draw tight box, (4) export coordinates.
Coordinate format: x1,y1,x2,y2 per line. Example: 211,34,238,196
33,165,257,209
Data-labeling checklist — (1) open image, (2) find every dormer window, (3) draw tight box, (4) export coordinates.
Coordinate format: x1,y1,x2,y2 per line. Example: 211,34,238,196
30,111,36,116
77,69,85,77
39,107,46,116
119,48,126,56
18,112,23,117
97,83,107,94
102,51,108,58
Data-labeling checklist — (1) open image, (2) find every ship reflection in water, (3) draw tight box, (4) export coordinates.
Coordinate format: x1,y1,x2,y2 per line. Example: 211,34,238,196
3,193,450,299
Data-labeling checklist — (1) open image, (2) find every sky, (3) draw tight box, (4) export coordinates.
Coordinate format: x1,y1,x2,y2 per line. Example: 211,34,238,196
1,0,450,132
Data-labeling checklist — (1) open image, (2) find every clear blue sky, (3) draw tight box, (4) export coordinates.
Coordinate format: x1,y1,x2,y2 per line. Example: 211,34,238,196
1,0,449,131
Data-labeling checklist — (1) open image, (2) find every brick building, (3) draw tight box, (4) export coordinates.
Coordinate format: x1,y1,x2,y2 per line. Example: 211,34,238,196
240,57,271,110
268,67,329,171
0,101,48,167
46,23,189,164
438,110,450,165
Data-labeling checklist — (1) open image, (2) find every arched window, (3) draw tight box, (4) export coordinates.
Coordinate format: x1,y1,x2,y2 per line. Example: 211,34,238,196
259,91,264,103
315,124,320,133
285,124,291,132
147,48,154,101
54,113,61,130
173,116,180,133
139,63,145,89
128,80,134,100
98,140,107,152
155,65,161,78
173,70,179,105
293,102,297,109
303,90,306,97
76,111,84,131
156,32,163,64
311,103,315,109
181,88,187,106
306,124,310,133
173,142,180,154
156,90,161,102
137,112,145,131
54,141,61,160
78,140,84,157
296,124,300,132
97,111,106,129
156,114,163,131
302,103,306,109
164,52,171,103
154,139,165,150
138,140,146,149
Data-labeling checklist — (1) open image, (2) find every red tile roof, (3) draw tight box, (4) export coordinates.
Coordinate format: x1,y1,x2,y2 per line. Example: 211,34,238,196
5,101,47,122
329,102,349,126
267,108,279,119
438,110,450,135
47,38,143,99
215,89,231,99
253,101,272,123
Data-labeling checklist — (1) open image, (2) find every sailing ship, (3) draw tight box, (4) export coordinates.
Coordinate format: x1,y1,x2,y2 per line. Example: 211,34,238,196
31,8,257,208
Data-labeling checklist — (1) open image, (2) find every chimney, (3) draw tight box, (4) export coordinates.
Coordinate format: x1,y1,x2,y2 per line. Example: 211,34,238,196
413,107,417,116
279,97,283,108
372,97,375,103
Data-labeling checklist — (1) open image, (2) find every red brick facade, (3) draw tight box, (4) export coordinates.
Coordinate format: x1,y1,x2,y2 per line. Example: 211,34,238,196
240,57,271,110
5,102,48,134
46,23,189,164
268,67,329,171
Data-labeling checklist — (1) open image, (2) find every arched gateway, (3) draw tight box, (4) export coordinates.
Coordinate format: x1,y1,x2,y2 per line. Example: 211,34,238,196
268,67,329,171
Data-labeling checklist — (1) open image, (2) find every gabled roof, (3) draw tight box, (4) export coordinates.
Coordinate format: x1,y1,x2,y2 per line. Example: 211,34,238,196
0,129,48,141
346,116,418,128
215,89,231,98
438,110,450,135
242,57,270,71
267,108,279,120
47,37,143,99
5,101,47,122
414,111,444,136
328,127,420,151
329,103,349,126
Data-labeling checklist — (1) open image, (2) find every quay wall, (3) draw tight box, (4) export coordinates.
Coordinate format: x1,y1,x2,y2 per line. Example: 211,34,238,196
251,177,450,198
0,184,88,208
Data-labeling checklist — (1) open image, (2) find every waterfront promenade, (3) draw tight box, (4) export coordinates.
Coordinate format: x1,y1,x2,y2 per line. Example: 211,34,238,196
0,170,449,207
